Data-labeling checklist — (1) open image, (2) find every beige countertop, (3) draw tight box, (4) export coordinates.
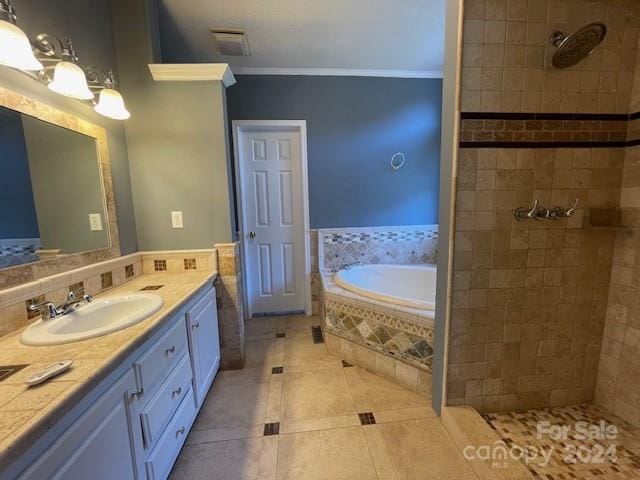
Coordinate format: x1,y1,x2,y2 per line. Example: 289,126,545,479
0,271,217,473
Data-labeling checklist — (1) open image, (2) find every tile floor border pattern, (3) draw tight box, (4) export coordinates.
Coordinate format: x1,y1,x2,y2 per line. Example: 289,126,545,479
170,315,476,480
483,403,640,479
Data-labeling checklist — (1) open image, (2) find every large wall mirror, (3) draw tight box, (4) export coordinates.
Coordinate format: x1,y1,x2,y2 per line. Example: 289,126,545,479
1,106,109,268
0,86,120,286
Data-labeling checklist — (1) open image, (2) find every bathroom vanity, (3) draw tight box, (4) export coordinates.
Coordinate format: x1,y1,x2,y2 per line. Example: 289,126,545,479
0,275,220,480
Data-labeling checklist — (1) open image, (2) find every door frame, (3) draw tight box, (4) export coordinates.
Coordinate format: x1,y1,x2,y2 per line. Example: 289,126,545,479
232,120,312,317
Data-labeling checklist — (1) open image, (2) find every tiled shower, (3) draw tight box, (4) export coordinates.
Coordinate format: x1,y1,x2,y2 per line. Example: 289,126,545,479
449,0,640,430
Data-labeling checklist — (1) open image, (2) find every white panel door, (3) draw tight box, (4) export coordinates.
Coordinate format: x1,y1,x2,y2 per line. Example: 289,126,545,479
240,128,306,314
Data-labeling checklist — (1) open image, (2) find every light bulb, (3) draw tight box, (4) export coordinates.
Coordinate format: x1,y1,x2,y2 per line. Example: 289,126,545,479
48,60,93,100
0,18,42,71
94,87,130,120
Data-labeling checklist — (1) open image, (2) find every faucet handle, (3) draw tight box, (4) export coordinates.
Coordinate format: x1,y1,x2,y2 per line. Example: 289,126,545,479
67,291,76,301
29,301,57,319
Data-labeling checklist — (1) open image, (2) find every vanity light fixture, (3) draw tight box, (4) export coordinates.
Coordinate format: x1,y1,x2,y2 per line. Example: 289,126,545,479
0,0,129,120
93,70,130,120
0,0,42,70
47,38,94,100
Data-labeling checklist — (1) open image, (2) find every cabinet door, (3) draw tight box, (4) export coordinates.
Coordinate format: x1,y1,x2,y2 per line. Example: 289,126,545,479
19,370,139,480
186,287,220,407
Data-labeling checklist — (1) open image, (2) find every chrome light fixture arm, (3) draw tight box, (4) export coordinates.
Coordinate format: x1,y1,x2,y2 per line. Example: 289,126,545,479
0,0,129,119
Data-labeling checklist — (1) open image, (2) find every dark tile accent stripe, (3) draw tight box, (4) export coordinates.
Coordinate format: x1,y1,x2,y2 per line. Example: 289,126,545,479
460,140,628,149
271,366,283,374
461,111,632,121
460,111,640,148
140,285,164,291
311,325,324,344
358,412,376,425
342,360,354,368
276,332,286,338
263,422,280,436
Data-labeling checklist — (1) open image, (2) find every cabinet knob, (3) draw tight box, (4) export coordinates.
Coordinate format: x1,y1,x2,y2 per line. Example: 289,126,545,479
165,345,176,355
172,386,182,397
192,322,200,329
130,387,144,399
176,426,186,437
248,231,256,239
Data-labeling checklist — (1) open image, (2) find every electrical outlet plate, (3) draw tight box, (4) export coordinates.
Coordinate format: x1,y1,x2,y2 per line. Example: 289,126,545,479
171,211,184,229
89,213,103,231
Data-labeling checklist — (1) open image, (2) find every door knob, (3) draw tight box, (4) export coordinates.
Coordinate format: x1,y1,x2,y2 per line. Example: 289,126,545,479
248,231,256,239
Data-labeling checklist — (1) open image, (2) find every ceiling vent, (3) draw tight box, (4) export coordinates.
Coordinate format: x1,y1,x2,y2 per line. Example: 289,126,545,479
210,29,251,56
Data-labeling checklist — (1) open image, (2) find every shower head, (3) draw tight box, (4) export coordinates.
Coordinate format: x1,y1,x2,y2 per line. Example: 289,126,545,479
549,22,607,69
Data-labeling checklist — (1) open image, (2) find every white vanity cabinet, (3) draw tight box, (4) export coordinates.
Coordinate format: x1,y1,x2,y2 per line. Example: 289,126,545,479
17,370,141,480
8,283,221,480
186,287,220,407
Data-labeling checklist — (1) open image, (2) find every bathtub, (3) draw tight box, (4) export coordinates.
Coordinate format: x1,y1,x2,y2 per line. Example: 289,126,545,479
334,264,436,310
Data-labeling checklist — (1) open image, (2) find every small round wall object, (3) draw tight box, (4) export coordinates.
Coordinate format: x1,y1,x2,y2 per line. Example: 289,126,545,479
391,152,406,171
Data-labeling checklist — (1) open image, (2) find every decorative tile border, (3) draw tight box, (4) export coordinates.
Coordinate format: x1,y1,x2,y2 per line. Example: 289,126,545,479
324,298,434,371
460,111,640,149
318,225,438,271
321,266,435,372
0,239,41,269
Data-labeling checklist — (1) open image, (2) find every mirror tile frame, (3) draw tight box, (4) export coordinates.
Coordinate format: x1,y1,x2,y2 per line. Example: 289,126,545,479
0,86,121,290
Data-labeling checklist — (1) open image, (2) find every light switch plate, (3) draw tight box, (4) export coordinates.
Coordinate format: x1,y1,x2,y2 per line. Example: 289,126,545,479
171,211,184,229
89,213,103,231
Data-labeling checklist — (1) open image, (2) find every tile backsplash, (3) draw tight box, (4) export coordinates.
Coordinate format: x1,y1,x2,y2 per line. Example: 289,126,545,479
0,249,217,337
317,225,438,271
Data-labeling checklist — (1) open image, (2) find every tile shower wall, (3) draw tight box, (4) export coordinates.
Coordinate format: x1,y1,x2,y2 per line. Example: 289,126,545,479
448,147,621,412
595,145,640,426
318,225,438,272
449,0,640,414
461,0,640,114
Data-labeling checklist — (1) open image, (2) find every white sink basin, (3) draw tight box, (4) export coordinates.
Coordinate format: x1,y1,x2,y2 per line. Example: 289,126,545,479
20,293,164,346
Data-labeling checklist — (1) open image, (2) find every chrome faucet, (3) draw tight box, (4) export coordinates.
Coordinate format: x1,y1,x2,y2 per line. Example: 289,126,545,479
29,291,93,321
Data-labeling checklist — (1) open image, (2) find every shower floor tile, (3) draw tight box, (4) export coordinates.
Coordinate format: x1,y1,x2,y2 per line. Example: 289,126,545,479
170,315,478,479
483,403,640,479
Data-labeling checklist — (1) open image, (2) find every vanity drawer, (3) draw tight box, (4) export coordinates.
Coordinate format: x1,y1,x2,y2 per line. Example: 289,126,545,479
141,353,192,450
145,387,196,480
134,317,188,395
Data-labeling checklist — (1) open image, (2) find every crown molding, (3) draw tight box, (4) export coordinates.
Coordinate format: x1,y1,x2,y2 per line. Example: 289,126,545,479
147,63,236,87
231,67,443,79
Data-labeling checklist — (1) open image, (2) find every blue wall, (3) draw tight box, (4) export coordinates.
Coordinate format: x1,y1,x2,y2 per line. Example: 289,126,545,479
226,76,442,229
0,108,39,239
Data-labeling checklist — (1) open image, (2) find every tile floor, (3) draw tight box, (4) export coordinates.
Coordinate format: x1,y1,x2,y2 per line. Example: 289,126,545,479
484,404,640,479
169,315,478,480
